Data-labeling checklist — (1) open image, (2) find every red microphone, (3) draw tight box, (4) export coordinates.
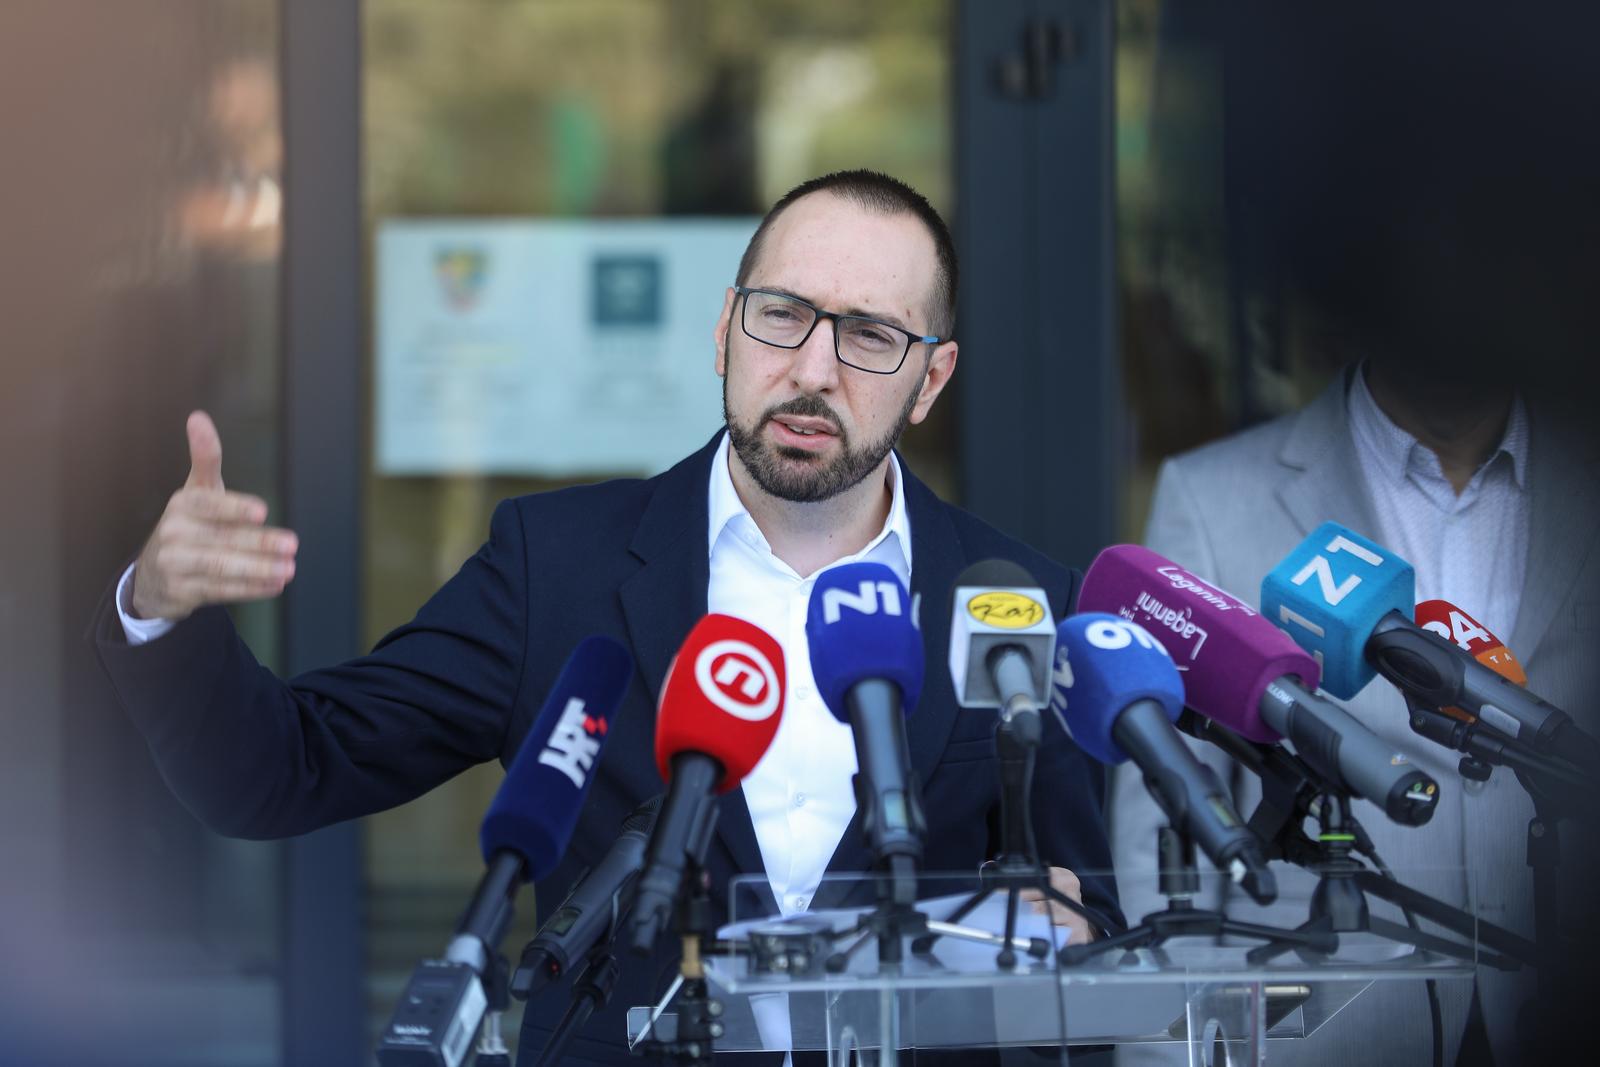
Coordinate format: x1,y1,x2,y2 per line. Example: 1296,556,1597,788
1414,599,1526,684
629,614,786,954
1414,600,1527,722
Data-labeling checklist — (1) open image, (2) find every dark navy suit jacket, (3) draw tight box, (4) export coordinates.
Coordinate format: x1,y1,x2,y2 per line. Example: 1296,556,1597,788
93,434,1119,1065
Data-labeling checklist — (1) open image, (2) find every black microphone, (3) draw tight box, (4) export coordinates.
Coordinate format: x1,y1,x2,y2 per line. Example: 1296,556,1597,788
377,636,633,1067
627,615,786,956
511,795,662,1000
1053,614,1276,904
806,562,927,877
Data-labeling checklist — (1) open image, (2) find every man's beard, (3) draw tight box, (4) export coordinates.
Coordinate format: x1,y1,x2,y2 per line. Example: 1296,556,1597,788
723,376,921,504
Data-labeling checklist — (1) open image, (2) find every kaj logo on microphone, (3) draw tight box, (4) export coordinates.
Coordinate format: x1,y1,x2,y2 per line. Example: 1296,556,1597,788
695,639,782,722
966,591,1045,629
538,697,605,789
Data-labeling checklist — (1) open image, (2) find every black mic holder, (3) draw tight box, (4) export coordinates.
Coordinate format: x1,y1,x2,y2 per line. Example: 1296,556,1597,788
909,715,1120,968
1404,696,1589,815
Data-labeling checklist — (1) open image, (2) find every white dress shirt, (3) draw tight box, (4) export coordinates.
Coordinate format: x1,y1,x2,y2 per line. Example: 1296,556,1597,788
115,565,175,645
705,431,913,917
1346,366,1530,646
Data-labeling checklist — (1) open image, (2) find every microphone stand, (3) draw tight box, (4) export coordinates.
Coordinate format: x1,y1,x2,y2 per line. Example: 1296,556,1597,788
631,857,723,1067
1058,825,1336,966
1404,695,1588,1060
1180,708,1536,969
1243,782,1534,971
910,714,1117,967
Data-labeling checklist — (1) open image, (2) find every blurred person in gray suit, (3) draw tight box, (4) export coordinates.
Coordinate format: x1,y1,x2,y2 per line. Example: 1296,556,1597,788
1112,5,1600,1063
1112,355,1599,1065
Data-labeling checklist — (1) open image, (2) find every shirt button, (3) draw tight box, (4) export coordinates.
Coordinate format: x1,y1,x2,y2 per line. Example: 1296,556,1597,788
793,792,807,808
792,896,808,911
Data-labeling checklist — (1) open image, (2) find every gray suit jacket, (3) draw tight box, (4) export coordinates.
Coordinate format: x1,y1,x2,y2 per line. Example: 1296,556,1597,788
1111,368,1600,1065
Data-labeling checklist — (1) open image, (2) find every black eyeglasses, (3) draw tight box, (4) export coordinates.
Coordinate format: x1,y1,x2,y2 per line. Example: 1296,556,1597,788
733,286,943,375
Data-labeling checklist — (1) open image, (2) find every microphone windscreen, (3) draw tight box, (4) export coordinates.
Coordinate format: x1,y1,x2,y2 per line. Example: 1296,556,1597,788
1050,613,1185,765
806,562,923,723
480,635,634,878
1415,599,1528,685
655,614,785,792
1079,544,1318,742
1420,598,1529,687
1260,521,1414,698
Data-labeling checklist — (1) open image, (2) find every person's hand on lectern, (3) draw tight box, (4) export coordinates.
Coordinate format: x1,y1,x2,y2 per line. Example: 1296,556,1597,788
1021,866,1097,945
129,411,299,622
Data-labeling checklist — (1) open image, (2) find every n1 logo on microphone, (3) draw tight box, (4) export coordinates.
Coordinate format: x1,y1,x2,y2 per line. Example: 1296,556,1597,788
821,579,903,624
1262,521,1415,699
695,640,781,722
538,697,606,789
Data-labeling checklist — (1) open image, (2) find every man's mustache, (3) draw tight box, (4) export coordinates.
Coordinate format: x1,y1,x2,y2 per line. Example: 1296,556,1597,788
761,396,844,437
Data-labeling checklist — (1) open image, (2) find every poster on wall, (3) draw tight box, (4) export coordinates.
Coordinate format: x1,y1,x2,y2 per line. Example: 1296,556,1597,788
375,217,758,476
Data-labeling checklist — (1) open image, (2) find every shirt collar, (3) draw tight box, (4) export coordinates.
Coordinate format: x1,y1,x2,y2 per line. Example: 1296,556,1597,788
1347,363,1529,490
706,430,914,576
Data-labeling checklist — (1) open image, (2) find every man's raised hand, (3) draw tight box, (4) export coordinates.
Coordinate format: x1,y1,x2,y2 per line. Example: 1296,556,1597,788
129,411,299,621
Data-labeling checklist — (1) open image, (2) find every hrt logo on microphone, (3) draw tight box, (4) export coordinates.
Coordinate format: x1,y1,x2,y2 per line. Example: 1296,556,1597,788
821,579,903,624
538,697,605,788
695,640,781,722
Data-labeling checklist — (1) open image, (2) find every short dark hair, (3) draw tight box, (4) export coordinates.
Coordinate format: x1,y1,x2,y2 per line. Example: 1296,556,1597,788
735,169,958,338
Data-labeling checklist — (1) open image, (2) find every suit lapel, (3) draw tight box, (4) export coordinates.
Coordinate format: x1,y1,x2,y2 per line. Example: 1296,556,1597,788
1274,368,1384,543
618,434,767,882
812,459,967,910
1509,409,1600,666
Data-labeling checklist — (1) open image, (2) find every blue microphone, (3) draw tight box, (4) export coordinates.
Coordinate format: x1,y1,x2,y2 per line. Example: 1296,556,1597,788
1051,613,1275,904
806,562,927,876
1264,522,1588,758
378,635,633,1067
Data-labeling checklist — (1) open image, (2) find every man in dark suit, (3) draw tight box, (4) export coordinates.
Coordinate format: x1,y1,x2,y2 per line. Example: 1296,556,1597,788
93,170,1119,1064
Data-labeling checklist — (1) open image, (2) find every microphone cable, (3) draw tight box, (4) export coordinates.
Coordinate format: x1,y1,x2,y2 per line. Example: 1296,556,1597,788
1349,827,1443,1067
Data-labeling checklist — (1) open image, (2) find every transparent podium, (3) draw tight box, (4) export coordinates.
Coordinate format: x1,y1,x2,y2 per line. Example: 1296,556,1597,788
626,866,1487,1065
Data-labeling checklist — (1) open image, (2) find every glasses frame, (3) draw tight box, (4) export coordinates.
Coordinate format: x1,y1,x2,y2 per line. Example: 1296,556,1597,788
733,285,944,376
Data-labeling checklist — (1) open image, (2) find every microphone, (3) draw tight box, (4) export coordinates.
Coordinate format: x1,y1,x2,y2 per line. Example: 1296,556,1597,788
378,635,633,1067
947,560,1056,745
1080,545,1439,825
510,795,662,1000
1262,522,1587,757
1414,599,1526,722
1415,599,1527,687
627,614,786,955
806,562,927,875
1051,612,1276,904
